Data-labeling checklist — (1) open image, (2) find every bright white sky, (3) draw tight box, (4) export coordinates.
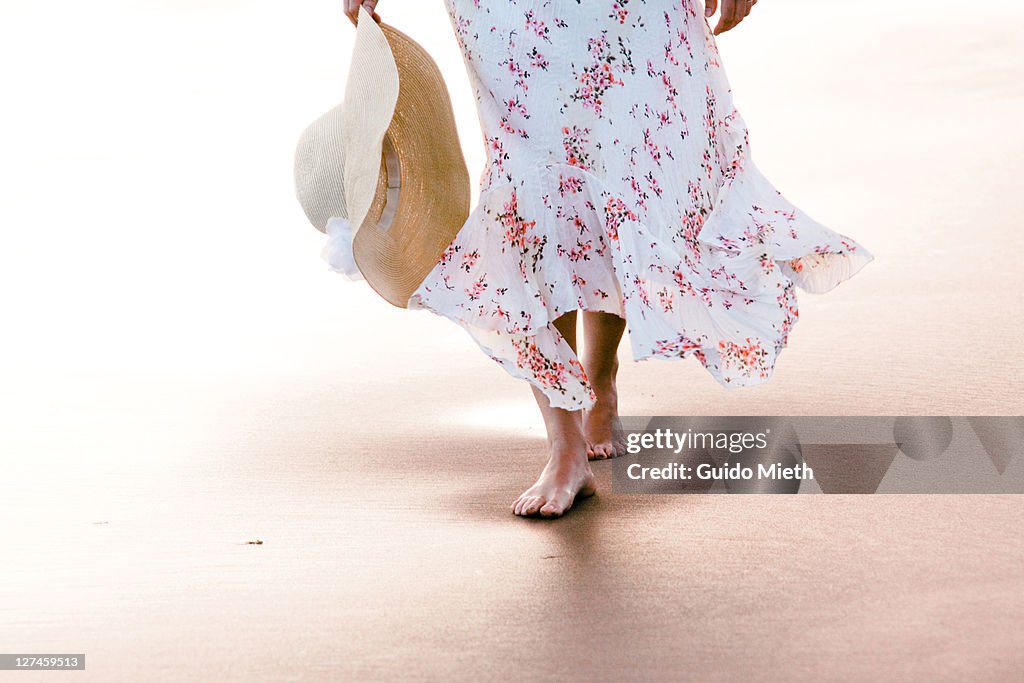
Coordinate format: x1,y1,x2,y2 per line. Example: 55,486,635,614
0,0,1019,395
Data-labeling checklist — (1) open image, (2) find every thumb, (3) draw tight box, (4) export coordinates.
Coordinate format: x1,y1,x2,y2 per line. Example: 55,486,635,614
705,0,718,18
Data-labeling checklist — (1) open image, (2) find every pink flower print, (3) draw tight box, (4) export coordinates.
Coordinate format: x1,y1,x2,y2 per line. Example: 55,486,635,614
562,125,594,170
662,71,680,110
465,275,487,301
486,135,509,180
643,128,662,165
632,275,651,308
654,334,703,356
672,266,696,297
680,209,705,260
704,85,719,144
657,287,674,313
571,35,624,117
506,96,528,118
718,339,770,379
629,175,648,212
678,109,690,139
460,249,480,273
602,195,638,242
703,25,721,68
557,237,594,263
524,10,551,42
610,1,630,25
664,39,679,67
702,148,714,180
714,235,742,254
645,171,663,197
497,189,547,272
743,215,770,245
492,304,511,324
528,47,549,70
558,174,584,196
500,55,530,92
512,339,569,390
498,117,518,136
438,241,461,266
677,26,695,63
723,144,745,180
449,15,473,61
498,191,537,250
688,180,703,206
708,264,743,290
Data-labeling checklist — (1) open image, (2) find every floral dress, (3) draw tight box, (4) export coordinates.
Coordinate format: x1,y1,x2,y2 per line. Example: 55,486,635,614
407,0,873,410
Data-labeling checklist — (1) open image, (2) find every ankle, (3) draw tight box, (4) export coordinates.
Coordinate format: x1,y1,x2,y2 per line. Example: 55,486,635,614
584,356,619,389
545,425,587,455
585,371,619,401
548,429,585,449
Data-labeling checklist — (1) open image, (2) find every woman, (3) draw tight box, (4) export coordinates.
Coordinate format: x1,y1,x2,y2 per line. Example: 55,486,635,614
343,0,873,518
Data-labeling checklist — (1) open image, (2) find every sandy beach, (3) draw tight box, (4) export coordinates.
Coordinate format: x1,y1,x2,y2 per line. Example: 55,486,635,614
1,1,1022,680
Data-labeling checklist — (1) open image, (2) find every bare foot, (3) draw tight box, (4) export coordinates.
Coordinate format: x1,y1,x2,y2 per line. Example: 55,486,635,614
584,378,627,460
512,442,596,518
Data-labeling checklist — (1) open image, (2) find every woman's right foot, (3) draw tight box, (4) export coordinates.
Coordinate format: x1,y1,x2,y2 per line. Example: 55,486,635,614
512,442,596,518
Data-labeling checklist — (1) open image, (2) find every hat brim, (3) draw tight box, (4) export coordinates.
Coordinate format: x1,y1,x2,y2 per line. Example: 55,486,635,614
352,23,470,309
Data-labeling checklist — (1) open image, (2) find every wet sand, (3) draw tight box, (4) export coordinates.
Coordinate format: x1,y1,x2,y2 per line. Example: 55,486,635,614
1,1,1023,680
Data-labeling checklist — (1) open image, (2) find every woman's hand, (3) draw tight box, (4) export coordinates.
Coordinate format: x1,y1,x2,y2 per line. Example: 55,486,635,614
344,0,381,27
705,0,758,35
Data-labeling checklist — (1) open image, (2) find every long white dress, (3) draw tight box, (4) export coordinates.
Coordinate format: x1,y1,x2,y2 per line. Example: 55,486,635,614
408,0,873,410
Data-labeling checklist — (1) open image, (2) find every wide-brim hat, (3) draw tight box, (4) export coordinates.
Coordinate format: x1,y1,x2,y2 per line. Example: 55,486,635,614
294,8,469,308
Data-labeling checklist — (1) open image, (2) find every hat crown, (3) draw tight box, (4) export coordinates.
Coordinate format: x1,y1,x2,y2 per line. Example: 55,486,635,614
294,105,350,233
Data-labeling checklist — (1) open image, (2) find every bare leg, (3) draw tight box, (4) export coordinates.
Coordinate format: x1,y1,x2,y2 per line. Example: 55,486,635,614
581,311,628,460
512,311,597,518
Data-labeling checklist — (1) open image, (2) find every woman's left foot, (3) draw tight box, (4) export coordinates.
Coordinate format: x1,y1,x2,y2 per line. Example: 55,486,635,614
583,377,627,460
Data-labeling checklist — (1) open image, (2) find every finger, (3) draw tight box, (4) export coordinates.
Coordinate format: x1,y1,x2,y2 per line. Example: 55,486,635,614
705,0,718,19
714,0,737,34
343,0,358,26
724,0,744,32
744,0,753,17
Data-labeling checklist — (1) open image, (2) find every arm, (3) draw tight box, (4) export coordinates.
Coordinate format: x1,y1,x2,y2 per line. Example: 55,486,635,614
705,0,758,35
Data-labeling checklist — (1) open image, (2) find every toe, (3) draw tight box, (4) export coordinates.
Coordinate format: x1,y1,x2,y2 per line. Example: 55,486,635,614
512,493,528,516
513,495,532,516
539,499,566,517
542,489,575,517
523,496,546,516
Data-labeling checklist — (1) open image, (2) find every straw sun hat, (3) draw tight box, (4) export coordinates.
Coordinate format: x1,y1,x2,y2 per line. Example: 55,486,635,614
294,7,470,308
